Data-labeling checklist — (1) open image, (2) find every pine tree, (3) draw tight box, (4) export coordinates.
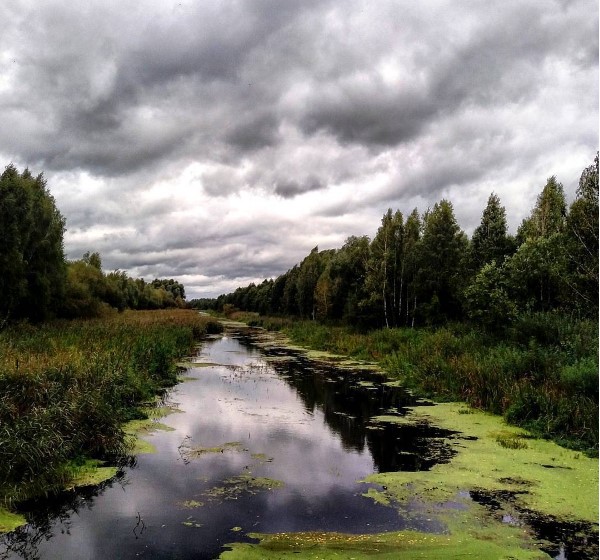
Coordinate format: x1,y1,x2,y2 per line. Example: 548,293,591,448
471,193,513,270
416,200,468,323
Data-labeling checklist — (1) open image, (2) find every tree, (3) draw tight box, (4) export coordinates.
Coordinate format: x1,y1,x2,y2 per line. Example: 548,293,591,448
464,260,517,331
0,164,66,323
517,176,566,243
564,153,599,316
415,200,468,323
83,251,102,270
364,209,404,328
63,259,108,318
401,209,421,327
470,193,514,270
509,177,569,313
296,247,331,319
505,234,566,312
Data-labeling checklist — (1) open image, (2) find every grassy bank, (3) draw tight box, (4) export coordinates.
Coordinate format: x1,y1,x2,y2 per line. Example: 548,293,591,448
0,309,221,506
247,313,598,455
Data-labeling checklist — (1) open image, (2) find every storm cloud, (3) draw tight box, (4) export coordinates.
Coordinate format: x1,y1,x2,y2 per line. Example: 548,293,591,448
0,0,596,297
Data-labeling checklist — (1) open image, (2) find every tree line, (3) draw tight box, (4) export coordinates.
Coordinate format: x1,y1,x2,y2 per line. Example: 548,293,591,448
211,155,598,331
0,164,187,324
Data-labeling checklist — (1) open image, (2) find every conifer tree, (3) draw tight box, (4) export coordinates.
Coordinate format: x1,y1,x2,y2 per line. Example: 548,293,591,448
416,200,467,323
471,193,513,270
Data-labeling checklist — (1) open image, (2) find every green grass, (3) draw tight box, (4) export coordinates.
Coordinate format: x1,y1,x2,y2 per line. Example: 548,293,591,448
0,309,222,505
251,314,598,455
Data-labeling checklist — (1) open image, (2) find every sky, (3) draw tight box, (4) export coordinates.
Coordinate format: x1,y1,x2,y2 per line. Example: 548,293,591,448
0,0,597,299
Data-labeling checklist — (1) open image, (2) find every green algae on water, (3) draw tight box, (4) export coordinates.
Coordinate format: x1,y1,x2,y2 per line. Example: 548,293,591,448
178,500,204,509
64,459,118,490
0,508,26,533
364,403,599,524
203,475,284,502
250,452,273,464
180,441,247,459
182,521,203,528
219,529,549,560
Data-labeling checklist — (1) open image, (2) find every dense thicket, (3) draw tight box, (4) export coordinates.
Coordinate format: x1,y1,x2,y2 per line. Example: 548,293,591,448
0,165,66,325
0,165,188,323
215,155,599,328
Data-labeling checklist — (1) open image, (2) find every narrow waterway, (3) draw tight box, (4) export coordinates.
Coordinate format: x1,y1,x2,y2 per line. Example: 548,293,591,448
0,330,453,560
1,328,595,559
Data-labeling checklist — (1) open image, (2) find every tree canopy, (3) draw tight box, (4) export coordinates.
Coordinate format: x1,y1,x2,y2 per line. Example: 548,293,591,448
0,164,189,324
216,154,599,330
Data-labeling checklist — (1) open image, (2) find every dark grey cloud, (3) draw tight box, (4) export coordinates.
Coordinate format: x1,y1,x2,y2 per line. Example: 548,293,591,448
225,112,281,152
0,0,596,297
274,175,325,199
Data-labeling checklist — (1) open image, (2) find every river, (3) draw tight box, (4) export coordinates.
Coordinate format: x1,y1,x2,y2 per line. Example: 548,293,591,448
0,327,595,559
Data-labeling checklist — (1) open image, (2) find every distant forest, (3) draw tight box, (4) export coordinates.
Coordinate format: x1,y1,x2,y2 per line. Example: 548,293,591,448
0,164,186,325
207,154,598,331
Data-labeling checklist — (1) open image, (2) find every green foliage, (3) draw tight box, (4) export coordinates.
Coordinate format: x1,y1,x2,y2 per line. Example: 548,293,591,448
464,261,517,331
504,234,567,312
218,157,597,328
470,193,514,270
61,256,187,318
559,358,599,397
415,200,468,324
564,153,599,317
517,176,566,243
0,164,66,323
0,310,222,501
0,163,191,324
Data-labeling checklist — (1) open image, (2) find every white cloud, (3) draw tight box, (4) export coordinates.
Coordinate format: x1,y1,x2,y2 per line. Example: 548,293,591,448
0,0,596,298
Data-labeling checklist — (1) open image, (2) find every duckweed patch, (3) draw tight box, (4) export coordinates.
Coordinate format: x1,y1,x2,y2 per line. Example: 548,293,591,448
203,475,284,502
363,403,599,525
0,509,26,533
362,487,391,507
250,453,273,464
182,521,203,528
494,431,529,449
180,441,247,460
179,500,204,509
63,460,118,490
220,528,548,559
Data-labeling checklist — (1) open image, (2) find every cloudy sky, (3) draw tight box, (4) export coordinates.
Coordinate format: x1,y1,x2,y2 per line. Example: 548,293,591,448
0,0,597,298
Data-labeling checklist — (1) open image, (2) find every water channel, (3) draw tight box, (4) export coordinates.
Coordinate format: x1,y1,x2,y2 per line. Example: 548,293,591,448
0,328,595,559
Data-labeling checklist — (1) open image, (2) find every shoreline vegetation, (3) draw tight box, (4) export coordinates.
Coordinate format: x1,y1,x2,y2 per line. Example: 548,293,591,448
226,311,598,456
201,157,599,457
215,322,597,559
0,309,222,531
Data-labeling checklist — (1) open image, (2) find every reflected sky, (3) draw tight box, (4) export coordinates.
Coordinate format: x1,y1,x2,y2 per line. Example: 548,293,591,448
1,334,446,560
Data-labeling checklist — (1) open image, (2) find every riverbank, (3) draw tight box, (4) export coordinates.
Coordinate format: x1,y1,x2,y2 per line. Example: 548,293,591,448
218,322,599,559
234,313,598,455
0,309,222,530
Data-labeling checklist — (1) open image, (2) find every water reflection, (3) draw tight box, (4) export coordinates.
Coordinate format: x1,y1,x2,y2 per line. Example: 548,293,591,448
1,330,591,560
0,332,445,560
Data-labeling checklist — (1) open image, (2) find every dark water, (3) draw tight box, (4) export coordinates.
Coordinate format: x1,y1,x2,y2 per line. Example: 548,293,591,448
1,329,595,559
0,331,449,560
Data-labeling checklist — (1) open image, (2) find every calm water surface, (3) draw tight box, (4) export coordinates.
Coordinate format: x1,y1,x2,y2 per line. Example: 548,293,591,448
2,329,592,559
1,331,447,560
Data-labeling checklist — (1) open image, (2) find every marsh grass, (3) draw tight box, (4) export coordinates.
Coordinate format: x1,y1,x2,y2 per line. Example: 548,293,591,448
493,431,529,450
251,314,598,455
0,309,221,503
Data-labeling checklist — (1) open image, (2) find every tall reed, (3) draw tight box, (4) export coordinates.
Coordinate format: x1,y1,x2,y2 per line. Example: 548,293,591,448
266,315,598,454
0,309,221,501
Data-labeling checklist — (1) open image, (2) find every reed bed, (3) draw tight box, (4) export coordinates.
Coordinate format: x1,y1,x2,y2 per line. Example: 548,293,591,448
254,314,598,454
0,309,221,501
